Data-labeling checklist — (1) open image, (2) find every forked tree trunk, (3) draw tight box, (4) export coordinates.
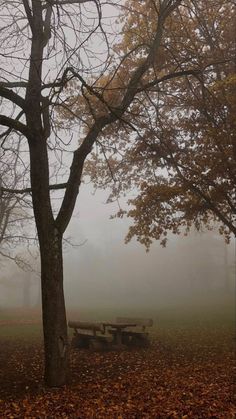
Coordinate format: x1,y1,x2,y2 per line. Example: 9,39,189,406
29,137,69,386
40,230,68,387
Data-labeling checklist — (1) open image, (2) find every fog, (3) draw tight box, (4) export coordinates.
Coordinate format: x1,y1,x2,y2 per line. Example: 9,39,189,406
0,186,235,313
0,2,234,318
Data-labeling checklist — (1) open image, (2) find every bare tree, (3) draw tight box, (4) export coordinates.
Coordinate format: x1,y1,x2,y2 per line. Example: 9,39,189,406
0,143,33,264
0,0,191,386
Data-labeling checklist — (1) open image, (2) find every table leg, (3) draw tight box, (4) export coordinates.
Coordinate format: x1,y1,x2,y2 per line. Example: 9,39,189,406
116,330,122,346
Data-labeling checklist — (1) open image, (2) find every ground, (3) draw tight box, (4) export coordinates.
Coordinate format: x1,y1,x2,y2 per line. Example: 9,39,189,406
0,303,235,418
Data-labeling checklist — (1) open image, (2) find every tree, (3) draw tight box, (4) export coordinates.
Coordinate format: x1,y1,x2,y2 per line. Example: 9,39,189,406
85,0,236,249
0,145,32,264
0,0,191,386
123,71,236,248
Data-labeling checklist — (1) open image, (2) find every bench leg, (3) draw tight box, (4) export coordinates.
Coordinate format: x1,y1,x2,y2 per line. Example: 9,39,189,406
89,338,105,351
71,335,90,349
131,334,150,347
121,333,131,345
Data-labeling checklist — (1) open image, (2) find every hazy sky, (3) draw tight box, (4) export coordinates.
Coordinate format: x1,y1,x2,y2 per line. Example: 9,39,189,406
61,183,235,310
0,181,235,311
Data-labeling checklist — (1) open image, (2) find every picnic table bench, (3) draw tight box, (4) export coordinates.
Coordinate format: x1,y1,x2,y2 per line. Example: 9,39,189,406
102,321,137,347
68,317,153,349
115,317,153,346
68,320,112,350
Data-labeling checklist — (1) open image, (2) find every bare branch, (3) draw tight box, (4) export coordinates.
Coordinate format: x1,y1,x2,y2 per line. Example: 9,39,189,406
0,82,28,88
22,0,34,33
45,0,95,6
1,183,67,195
43,3,53,47
0,86,26,110
0,115,28,137
0,111,25,142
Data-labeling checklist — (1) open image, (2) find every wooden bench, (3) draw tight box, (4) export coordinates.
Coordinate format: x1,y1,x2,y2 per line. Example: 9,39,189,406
116,317,153,347
68,321,112,350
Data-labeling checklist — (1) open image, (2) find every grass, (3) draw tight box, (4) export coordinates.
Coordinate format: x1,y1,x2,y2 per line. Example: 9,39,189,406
0,294,234,342
0,323,43,340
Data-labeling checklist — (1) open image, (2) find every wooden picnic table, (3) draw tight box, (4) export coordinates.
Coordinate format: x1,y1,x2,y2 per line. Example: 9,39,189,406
102,322,137,346
68,318,153,349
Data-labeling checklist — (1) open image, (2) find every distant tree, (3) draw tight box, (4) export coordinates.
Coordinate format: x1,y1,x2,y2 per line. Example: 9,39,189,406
0,0,190,386
0,145,32,264
85,0,236,248
0,147,37,312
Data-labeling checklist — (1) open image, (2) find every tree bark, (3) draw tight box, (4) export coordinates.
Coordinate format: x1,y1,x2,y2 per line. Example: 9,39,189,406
29,161,69,385
28,138,68,387
40,229,68,387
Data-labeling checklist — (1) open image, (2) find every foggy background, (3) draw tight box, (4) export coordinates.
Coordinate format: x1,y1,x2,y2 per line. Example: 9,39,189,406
0,184,235,312
0,3,234,318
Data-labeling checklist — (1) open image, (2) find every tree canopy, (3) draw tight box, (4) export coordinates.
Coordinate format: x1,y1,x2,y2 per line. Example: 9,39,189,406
79,0,236,248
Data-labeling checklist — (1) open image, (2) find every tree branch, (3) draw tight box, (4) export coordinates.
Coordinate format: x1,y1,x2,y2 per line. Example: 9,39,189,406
22,0,34,33
137,68,201,92
0,86,26,110
0,115,28,137
1,183,68,195
55,1,183,234
43,3,53,47
0,111,25,141
44,0,94,6
0,81,28,88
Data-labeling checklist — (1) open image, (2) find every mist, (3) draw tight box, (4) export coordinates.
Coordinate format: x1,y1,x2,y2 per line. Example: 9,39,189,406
0,187,234,314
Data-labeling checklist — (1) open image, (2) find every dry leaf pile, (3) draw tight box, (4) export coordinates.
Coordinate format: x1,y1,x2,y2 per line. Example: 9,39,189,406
0,324,235,418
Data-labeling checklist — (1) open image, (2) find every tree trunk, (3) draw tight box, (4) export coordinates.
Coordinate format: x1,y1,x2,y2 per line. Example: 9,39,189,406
40,230,68,387
28,136,68,386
